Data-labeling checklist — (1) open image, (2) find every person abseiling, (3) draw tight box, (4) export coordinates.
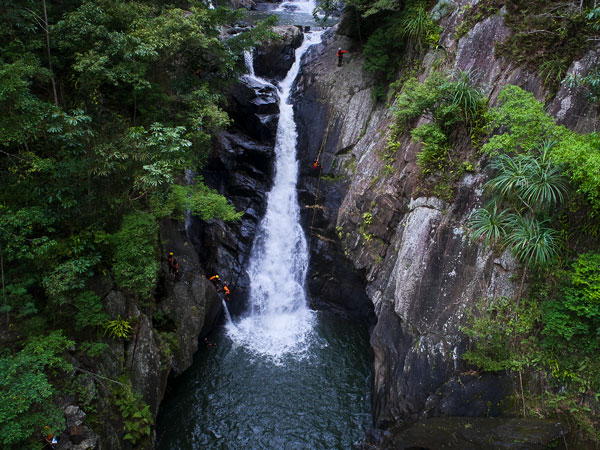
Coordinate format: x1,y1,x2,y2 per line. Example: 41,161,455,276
209,274,221,287
43,426,58,449
218,281,231,301
313,158,321,170
167,252,177,277
337,47,348,67
173,259,180,281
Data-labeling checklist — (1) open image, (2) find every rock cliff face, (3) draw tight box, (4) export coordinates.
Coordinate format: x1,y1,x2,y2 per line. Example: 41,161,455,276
63,219,222,450
294,0,599,431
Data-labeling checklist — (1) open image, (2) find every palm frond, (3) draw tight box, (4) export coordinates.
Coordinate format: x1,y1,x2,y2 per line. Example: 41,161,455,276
468,202,509,246
448,69,484,124
485,154,530,200
504,215,560,267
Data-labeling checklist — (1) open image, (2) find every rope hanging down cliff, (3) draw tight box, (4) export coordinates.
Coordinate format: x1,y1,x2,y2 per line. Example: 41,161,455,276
307,114,332,252
305,114,333,311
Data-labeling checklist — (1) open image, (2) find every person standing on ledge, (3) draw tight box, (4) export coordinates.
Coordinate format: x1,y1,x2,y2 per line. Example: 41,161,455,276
337,47,348,67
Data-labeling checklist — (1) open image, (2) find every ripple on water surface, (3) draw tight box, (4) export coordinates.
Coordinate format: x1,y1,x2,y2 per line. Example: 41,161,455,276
156,314,372,450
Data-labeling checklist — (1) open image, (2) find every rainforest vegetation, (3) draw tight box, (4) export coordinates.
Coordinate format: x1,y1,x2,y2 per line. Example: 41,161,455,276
2,0,600,447
0,0,273,447
322,0,600,443
370,0,600,444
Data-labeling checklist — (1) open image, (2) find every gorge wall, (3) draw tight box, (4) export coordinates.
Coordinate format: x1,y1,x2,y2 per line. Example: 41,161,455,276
293,0,599,433
73,3,599,447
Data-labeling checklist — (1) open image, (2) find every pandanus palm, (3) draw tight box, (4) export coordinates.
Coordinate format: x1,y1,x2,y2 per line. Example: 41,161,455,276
469,141,569,268
447,69,484,125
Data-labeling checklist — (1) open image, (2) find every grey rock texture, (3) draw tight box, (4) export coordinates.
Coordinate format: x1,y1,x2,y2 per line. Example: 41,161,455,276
126,309,165,417
55,405,99,450
195,130,274,307
294,1,600,431
380,417,567,450
254,25,304,80
293,28,376,317
549,48,600,133
230,76,280,142
228,0,256,10
159,219,222,374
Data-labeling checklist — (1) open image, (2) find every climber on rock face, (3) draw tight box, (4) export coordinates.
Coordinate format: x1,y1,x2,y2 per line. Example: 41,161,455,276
218,282,231,301
168,252,180,280
209,274,220,286
337,47,348,67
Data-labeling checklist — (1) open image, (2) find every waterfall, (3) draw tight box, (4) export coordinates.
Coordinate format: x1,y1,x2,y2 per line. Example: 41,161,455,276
226,31,323,362
243,50,255,77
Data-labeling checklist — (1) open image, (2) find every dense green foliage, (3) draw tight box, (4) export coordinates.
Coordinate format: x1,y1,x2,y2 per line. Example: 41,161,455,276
111,211,159,298
484,85,600,213
112,377,154,445
465,85,600,442
0,331,74,449
319,0,440,98
463,266,600,442
543,252,600,350
0,0,273,446
388,69,484,199
361,0,439,87
151,181,244,222
470,142,568,267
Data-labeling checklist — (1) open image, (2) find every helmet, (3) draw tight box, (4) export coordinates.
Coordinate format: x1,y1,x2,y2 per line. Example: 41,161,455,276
338,47,341,50
169,252,173,256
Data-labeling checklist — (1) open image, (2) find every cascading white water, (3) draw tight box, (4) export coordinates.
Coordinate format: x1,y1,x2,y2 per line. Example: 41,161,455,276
226,31,323,362
276,0,316,14
243,50,255,77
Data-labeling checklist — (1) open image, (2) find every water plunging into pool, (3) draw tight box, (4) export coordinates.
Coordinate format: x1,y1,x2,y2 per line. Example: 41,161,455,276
157,23,371,450
226,32,322,363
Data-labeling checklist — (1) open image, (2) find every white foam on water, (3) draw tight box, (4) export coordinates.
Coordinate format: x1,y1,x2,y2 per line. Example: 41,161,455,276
226,31,323,364
275,0,317,14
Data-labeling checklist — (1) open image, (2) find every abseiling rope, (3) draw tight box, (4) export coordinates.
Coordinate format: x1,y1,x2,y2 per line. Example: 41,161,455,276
307,114,332,249
305,114,333,310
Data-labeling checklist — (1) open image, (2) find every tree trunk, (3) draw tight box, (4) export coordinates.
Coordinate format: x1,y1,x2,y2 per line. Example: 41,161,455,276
42,0,58,106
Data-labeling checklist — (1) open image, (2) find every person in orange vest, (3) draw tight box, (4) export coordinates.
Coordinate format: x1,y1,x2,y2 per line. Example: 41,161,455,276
313,157,321,170
218,281,231,301
209,274,221,288
43,426,58,449
337,47,348,67
223,284,230,301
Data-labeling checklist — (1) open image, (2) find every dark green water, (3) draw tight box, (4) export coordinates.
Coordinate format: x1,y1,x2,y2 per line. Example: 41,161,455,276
156,313,372,449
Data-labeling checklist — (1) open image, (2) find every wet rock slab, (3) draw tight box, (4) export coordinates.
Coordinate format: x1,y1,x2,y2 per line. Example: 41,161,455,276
381,417,567,450
254,25,304,80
